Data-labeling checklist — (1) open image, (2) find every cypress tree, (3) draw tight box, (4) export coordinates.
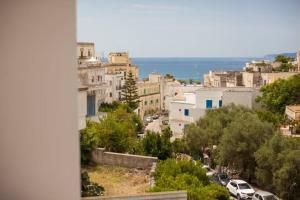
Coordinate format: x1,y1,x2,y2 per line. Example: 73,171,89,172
122,71,140,110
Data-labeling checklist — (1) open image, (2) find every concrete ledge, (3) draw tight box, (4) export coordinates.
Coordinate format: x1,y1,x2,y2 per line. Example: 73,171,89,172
82,191,187,200
92,148,158,169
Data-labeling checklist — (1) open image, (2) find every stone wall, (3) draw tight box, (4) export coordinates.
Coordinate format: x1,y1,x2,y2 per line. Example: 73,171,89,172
82,191,187,200
92,148,158,169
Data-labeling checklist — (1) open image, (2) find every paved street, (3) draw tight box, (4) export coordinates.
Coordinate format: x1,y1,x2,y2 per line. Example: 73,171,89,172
145,117,162,133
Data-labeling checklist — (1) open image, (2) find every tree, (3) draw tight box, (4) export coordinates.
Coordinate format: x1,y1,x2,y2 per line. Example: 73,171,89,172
97,105,142,153
218,112,274,181
122,71,140,110
255,134,300,200
150,159,229,200
256,74,300,114
184,105,255,157
98,101,120,112
80,104,144,162
165,73,174,80
274,55,294,63
80,120,101,164
178,79,187,85
141,129,172,160
184,123,209,158
172,138,188,155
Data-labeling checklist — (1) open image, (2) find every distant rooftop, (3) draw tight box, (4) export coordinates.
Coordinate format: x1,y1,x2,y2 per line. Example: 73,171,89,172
77,42,94,45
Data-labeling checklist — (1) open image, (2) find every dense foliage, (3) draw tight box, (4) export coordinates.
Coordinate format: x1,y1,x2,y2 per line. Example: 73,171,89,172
256,74,300,114
184,105,274,181
141,128,172,160
255,134,300,200
218,111,274,181
150,159,230,200
122,71,140,110
273,55,296,72
81,171,104,197
98,101,120,112
184,105,254,156
80,104,143,163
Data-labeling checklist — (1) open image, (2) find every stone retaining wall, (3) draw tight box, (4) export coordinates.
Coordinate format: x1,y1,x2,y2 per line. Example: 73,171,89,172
92,148,158,169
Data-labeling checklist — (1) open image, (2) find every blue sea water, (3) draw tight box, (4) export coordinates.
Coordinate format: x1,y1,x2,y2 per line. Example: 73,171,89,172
131,57,259,82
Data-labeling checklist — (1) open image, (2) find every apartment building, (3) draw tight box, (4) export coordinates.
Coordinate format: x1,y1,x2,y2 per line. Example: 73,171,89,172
244,60,272,72
261,72,299,85
77,43,107,117
104,72,124,103
203,70,243,87
137,74,162,118
169,87,259,137
162,81,203,111
103,52,139,79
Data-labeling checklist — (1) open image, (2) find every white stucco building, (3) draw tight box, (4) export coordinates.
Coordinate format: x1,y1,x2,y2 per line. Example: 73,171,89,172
162,80,203,111
104,72,124,103
78,85,88,130
169,87,260,137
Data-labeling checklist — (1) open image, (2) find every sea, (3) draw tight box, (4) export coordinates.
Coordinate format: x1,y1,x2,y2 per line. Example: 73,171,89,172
131,57,260,82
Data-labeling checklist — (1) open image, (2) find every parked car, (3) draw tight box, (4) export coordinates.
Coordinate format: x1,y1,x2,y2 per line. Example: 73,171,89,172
145,116,153,123
226,179,255,200
152,114,159,119
252,191,279,200
162,119,168,125
210,173,230,186
202,165,215,176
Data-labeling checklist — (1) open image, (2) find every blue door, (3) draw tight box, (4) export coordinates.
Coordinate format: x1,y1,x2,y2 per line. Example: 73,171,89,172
87,95,96,116
206,100,213,108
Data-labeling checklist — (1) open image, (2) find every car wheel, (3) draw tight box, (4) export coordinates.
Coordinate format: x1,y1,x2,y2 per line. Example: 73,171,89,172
237,194,241,200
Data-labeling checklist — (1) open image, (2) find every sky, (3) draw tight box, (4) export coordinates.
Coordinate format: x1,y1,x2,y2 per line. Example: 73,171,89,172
77,0,300,57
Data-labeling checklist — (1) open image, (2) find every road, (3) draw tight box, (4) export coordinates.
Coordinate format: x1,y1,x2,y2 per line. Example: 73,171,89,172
145,117,162,133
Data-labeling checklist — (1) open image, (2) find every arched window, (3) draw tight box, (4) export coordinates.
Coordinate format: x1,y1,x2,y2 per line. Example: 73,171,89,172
88,49,91,57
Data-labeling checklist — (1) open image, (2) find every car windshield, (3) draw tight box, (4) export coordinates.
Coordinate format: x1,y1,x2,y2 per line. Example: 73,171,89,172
238,183,251,189
219,174,228,180
264,195,278,200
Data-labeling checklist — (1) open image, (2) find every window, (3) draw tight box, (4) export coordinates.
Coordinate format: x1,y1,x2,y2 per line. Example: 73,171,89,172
230,182,237,188
144,101,147,105
184,109,189,116
156,99,159,103
109,92,112,97
179,109,181,111
91,76,94,83
97,76,100,81
144,89,146,94
179,123,181,126
80,48,83,57
206,100,212,108
88,49,91,57
219,100,222,107
110,81,112,85
150,100,153,104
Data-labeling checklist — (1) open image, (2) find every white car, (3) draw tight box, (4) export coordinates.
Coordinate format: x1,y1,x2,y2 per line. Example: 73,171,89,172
145,116,153,123
226,179,255,200
252,190,279,200
202,165,215,176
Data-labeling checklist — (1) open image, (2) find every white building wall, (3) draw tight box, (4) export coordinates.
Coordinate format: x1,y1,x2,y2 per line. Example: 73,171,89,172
169,88,258,136
78,89,87,130
163,83,203,110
